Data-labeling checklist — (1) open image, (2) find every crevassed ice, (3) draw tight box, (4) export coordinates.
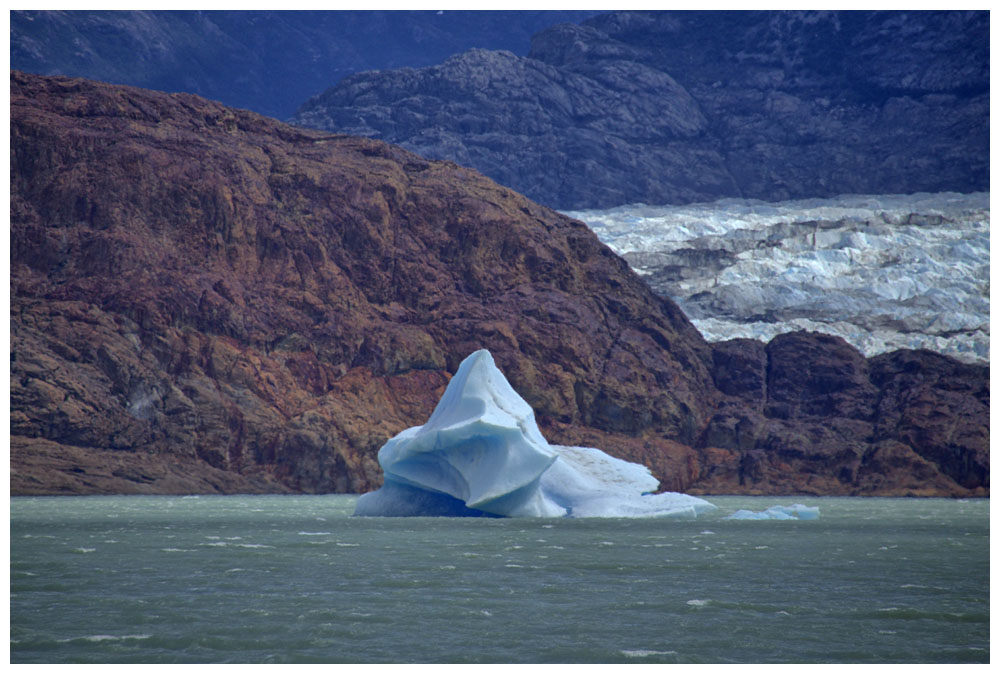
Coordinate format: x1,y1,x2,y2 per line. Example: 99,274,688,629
564,192,989,363
354,349,717,518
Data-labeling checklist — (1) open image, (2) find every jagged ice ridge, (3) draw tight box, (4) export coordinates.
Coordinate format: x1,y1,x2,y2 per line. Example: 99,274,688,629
354,350,717,518
565,192,989,363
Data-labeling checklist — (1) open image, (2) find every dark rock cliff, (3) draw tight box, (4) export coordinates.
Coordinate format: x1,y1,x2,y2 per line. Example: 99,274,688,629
293,10,988,209
10,72,988,497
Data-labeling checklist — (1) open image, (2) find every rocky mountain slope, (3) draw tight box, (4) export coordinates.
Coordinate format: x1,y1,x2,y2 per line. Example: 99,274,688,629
11,9,600,120
293,10,989,210
10,72,988,497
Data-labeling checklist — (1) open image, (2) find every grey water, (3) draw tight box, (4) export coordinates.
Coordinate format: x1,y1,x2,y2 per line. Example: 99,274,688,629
9,495,989,664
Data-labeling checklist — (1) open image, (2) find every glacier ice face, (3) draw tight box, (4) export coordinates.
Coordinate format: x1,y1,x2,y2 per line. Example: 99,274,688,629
725,504,820,520
354,349,716,518
564,192,989,363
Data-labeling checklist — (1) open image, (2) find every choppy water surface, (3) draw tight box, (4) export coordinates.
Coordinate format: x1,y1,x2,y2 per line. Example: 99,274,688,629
10,495,988,663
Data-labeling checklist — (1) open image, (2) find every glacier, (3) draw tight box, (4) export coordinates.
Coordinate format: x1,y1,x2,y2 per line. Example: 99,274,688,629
564,192,989,364
354,349,717,518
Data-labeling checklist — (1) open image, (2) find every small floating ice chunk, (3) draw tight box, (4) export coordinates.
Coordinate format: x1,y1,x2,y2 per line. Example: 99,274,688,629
354,349,716,518
725,504,820,520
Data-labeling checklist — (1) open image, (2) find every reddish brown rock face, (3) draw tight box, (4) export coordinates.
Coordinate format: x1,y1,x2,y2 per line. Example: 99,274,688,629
701,333,989,497
10,70,716,495
10,71,988,498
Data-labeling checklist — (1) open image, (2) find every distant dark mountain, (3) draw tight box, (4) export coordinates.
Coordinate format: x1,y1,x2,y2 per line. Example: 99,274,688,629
10,9,601,120
293,10,989,209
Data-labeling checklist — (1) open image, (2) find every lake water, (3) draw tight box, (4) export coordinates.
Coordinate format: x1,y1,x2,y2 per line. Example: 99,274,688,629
9,494,989,663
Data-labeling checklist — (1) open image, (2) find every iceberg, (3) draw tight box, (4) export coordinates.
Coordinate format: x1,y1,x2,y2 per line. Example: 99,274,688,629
354,349,716,518
725,504,820,520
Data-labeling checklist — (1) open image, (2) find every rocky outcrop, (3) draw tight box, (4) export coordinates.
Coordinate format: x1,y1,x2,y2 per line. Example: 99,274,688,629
293,10,988,210
292,46,734,209
700,333,989,496
10,72,988,497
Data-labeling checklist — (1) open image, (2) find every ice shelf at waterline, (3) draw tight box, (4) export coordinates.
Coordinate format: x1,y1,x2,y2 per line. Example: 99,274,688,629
354,350,717,518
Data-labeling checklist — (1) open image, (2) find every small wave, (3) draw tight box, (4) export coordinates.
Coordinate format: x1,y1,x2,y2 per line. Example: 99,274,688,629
686,599,711,607
240,608,270,616
868,607,985,623
58,634,151,643
73,548,96,554
160,548,195,553
335,542,359,547
297,531,332,536
622,649,678,658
